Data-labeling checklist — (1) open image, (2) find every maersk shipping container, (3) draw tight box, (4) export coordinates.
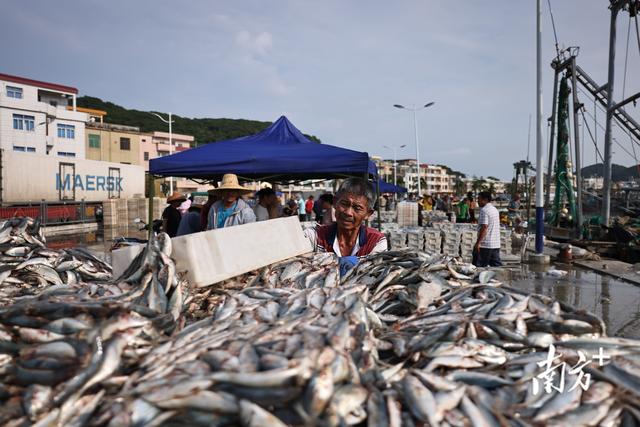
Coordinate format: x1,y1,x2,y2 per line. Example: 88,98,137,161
0,150,145,203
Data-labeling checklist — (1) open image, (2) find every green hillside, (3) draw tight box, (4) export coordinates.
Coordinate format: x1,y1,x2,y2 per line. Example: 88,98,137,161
581,163,639,181
76,96,321,145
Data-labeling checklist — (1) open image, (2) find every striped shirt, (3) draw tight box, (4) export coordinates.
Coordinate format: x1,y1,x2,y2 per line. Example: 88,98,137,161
478,203,501,249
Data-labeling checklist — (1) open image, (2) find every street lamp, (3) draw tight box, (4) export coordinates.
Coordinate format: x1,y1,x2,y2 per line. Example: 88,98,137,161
383,144,406,186
151,112,174,194
394,102,435,196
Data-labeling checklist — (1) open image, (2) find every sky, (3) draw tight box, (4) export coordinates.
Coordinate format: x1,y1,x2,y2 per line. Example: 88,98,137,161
1,0,639,180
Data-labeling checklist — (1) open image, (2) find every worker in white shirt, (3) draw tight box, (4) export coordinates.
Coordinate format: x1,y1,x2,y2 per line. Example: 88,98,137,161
473,191,502,267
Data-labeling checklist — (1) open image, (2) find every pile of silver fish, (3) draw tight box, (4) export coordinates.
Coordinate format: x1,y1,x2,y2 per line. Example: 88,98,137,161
0,218,112,304
1,216,640,426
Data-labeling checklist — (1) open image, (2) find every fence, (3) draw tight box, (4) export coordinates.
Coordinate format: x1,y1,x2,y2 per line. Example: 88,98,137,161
0,201,102,226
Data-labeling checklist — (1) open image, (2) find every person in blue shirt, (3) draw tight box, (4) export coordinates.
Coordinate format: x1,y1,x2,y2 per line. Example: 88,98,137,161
206,174,256,230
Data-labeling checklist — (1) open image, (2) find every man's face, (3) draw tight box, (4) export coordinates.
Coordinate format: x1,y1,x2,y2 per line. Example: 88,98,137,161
478,197,488,207
220,190,240,205
335,193,371,232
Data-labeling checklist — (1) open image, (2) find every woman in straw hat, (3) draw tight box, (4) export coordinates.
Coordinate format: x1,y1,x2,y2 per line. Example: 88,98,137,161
206,174,256,230
163,192,187,237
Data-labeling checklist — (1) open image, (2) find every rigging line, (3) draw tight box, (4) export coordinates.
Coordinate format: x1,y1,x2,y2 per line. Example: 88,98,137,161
581,108,637,159
636,15,640,58
622,15,632,103
580,109,604,163
621,16,640,176
546,0,561,57
576,85,640,144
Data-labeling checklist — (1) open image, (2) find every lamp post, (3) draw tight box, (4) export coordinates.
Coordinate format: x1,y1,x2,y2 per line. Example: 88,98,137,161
151,112,174,194
393,102,435,196
383,144,406,186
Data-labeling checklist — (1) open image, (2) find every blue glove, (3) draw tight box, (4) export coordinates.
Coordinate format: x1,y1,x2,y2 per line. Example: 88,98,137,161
339,256,359,277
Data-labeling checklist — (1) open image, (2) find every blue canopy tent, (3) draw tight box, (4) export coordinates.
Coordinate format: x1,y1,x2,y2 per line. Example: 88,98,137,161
149,116,377,182
378,179,407,194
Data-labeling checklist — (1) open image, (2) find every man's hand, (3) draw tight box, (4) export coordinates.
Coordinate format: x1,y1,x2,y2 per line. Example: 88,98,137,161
339,256,359,277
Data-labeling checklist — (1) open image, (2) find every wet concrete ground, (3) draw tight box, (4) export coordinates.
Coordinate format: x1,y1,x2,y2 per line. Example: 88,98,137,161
501,265,640,339
46,228,640,339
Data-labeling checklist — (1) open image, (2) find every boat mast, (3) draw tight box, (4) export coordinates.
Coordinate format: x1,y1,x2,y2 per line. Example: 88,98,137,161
535,0,545,254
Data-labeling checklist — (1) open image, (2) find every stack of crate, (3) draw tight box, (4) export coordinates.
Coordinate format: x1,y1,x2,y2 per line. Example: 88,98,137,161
137,198,149,221
380,211,396,223
126,198,139,225
396,202,418,227
442,229,461,256
152,197,165,220
406,228,424,251
388,231,407,249
116,199,128,227
500,228,513,256
423,229,442,254
460,229,478,260
102,200,118,227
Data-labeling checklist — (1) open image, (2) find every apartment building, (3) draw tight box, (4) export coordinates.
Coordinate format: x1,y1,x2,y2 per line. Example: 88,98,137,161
140,131,194,170
85,122,142,165
0,73,89,158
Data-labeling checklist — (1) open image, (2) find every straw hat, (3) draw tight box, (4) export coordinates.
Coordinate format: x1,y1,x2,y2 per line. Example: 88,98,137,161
167,192,187,203
210,174,252,193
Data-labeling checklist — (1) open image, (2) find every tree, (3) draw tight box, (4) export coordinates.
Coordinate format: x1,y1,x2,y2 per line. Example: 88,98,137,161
454,177,466,196
504,182,514,196
488,182,496,195
472,178,487,192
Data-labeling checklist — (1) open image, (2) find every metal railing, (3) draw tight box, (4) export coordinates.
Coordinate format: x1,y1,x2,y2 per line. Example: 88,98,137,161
0,200,102,225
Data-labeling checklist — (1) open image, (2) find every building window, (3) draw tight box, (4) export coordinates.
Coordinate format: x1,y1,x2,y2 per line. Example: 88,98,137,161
6,86,23,99
88,134,101,148
13,114,35,131
57,124,75,139
57,151,76,157
13,146,25,152
120,137,131,151
26,147,35,153
143,151,149,161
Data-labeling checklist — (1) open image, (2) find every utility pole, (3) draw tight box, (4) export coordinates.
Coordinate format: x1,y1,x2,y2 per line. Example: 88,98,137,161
393,102,435,196
151,112,175,194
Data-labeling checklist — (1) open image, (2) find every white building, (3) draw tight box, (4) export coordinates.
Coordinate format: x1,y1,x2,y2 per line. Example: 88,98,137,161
0,73,89,158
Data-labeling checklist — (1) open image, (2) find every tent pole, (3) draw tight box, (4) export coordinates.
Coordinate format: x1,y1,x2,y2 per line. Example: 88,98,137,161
147,173,154,239
376,179,382,231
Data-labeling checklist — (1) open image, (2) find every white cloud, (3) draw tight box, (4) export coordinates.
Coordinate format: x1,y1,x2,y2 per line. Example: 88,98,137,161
236,30,273,56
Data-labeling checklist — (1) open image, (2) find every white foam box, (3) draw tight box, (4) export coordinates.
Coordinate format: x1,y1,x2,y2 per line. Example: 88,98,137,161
113,216,313,287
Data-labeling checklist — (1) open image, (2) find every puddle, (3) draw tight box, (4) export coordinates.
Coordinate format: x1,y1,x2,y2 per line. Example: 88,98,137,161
501,264,640,339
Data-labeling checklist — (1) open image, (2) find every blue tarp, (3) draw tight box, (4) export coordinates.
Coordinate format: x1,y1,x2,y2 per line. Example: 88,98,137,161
149,116,377,182
378,179,407,194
